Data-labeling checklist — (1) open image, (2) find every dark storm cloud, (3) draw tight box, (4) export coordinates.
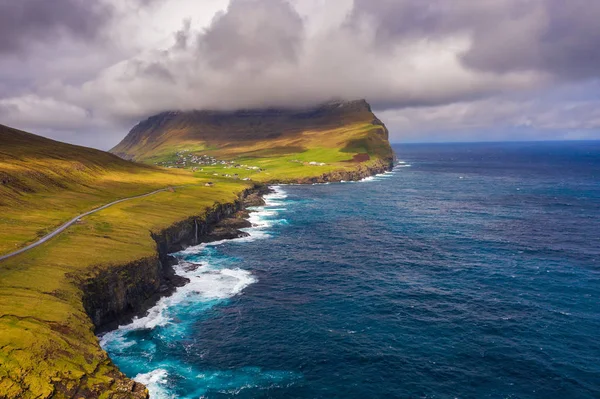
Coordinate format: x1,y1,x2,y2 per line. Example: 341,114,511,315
350,0,600,81
347,0,449,42
0,0,113,54
174,19,192,50
463,0,600,79
200,0,303,70
1,0,599,147
101,0,530,118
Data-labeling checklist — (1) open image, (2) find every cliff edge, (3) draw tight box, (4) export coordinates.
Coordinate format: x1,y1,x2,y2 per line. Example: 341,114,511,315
110,100,395,182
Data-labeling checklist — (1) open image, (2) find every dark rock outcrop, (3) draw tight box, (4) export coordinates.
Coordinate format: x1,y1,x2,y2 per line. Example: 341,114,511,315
80,186,267,333
112,100,370,158
274,158,394,185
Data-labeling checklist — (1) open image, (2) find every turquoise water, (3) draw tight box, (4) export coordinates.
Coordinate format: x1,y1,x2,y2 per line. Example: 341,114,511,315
102,142,600,398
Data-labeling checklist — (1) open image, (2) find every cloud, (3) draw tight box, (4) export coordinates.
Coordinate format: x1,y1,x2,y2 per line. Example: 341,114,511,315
463,0,600,80
200,0,304,70
70,0,544,123
380,86,600,142
0,0,599,147
0,0,112,55
350,0,600,81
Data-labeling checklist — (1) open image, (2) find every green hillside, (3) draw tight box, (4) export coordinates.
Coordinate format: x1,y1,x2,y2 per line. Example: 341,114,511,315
111,100,394,182
0,100,394,398
0,124,198,256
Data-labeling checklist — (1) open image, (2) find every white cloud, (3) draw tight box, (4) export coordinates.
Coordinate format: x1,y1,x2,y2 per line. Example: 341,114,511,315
1,0,599,147
381,95,600,142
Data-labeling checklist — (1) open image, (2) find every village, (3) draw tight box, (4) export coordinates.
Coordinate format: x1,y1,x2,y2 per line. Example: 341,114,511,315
155,150,263,181
156,151,263,171
157,151,329,172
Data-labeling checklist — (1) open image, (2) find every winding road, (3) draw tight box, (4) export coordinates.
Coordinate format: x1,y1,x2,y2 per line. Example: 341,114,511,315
0,187,176,262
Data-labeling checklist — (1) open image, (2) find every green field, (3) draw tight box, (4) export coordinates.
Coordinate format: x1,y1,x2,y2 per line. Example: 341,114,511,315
0,101,394,398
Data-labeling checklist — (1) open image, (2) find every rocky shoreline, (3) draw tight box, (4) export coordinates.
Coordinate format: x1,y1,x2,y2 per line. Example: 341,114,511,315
272,158,395,185
81,185,272,334
85,160,394,397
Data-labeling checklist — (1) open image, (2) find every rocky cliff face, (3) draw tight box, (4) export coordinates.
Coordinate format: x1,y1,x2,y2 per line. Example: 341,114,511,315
110,99,393,163
79,187,268,333
76,161,393,397
277,158,394,184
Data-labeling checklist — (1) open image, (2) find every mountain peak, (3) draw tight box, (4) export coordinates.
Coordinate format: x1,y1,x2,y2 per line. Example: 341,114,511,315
111,99,392,167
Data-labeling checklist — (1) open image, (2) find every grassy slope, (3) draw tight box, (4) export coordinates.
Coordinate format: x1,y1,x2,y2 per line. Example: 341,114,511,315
0,125,251,397
110,100,394,181
0,124,199,256
0,101,394,398
0,181,250,399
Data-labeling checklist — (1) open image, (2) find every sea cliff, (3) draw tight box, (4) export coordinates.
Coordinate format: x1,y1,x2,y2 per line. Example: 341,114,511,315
0,100,394,398
79,187,269,334
80,166,392,397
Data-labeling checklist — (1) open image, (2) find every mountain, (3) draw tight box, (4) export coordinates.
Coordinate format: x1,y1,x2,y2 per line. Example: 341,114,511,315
1,124,149,204
0,126,221,398
0,101,394,398
110,100,394,176
0,123,195,255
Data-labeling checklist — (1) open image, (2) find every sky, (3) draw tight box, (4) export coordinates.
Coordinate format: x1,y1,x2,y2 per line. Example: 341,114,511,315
1,0,599,149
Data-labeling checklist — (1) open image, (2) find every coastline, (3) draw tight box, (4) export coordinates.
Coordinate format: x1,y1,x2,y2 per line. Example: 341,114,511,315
93,159,394,397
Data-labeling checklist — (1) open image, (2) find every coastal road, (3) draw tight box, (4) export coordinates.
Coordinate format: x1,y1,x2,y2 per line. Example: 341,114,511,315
0,187,176,262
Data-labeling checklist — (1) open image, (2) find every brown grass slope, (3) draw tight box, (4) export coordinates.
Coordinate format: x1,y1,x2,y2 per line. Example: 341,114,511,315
0,125,244,398
0,124,196,256
0,100,394,398
1,124,165,205
110,99,394,164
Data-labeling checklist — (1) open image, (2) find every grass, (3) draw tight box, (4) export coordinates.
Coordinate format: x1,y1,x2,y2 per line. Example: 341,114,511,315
135,122,394,184
0,181,250,398
0,102,394,398
0,124,198,256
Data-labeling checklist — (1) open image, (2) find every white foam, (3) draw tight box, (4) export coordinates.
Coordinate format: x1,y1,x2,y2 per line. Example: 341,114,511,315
263,186,288,205
100,186,288,343
177,243,209,255
240,186,289,240
102,263,256,337
99,331,137,350
134,369,174,399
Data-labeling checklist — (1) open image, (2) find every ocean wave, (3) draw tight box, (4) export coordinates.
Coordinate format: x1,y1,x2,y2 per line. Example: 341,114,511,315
100,264,256,342
101,186,288,342
100,185,294,396
136,366,301,399
264,186,288,204
134,369,173,399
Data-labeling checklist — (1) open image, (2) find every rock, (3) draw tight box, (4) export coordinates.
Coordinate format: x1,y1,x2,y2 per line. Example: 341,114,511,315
214,215,252,230
243,193,265,207
207,227,250,241
79,187,264,334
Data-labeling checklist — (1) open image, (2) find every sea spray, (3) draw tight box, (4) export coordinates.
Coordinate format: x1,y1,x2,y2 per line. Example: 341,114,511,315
100,186,294,398
100,144,600,398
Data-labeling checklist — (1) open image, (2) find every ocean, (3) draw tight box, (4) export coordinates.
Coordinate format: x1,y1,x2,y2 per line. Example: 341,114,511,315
101,142,600,399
